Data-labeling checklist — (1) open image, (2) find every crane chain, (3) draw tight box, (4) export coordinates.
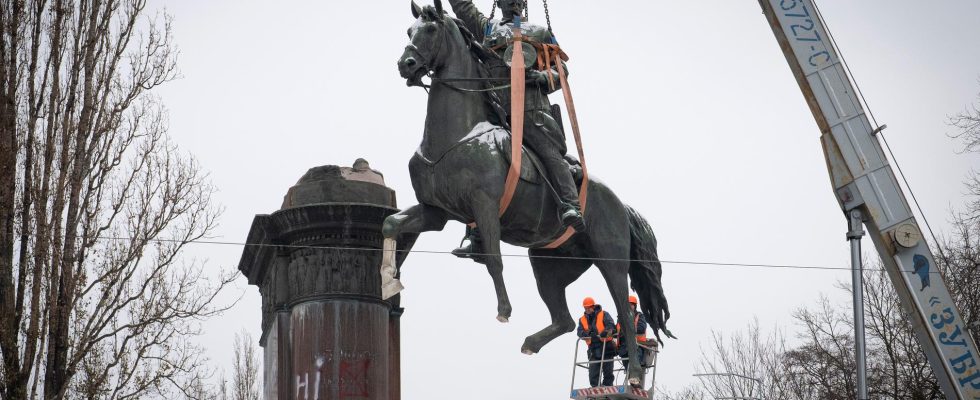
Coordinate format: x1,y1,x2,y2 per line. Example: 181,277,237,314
489,1,552,35
542,0,553,34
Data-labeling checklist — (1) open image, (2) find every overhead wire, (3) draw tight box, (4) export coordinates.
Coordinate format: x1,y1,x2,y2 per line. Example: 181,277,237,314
80,235,947,275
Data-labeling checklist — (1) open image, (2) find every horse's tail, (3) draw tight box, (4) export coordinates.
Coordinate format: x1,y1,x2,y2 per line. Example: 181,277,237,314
625,205,675,344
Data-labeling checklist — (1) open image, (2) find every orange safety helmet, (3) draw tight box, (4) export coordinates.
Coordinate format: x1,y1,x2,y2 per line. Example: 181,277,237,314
628,295,638,305
582,297,596,307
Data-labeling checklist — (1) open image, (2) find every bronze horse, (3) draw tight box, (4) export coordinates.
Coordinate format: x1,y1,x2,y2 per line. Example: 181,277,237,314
382,1,673,383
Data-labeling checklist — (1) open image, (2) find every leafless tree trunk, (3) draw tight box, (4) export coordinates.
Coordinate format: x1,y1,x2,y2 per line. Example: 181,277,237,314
0,1,234,399
230,330,259,400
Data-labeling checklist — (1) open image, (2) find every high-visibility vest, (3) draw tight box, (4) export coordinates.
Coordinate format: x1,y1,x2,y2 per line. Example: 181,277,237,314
580,311,613,346
616,314,648,346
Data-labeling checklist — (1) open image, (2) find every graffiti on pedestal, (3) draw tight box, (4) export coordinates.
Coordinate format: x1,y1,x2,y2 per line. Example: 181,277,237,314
340,358,371,397
294,350,375,400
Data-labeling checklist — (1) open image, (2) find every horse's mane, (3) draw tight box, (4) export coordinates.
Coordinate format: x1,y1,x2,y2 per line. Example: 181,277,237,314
419,6,510,128
452,18,499,64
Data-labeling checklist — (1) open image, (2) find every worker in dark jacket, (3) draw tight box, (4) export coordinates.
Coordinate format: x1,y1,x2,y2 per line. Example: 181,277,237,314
617,295,649,370
577,297,616,387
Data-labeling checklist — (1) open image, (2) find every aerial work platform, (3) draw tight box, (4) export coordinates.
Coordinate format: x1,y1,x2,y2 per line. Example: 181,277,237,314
569,338,659,400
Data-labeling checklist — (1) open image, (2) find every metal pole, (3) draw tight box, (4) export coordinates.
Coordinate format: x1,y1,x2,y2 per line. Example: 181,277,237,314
847,209,868,400
570,338,580,394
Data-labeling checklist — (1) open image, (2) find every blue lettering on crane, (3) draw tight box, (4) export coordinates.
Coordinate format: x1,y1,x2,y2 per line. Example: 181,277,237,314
949,351,980,389
930,306,980,390
777,0,830,67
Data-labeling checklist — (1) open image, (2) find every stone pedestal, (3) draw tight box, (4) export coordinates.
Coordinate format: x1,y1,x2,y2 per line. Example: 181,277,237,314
238,160,416,400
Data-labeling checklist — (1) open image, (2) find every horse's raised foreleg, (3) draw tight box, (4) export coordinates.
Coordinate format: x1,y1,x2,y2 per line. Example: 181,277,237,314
380,204,448,299
521,249,591,355
471,193,512,322
382,203,448,239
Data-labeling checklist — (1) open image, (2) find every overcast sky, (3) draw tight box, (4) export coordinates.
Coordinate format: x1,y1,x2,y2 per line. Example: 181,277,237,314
147,0,980,397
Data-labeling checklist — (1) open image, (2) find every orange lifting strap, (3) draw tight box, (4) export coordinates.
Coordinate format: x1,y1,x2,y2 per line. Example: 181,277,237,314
497,24,525,216
541,44,588,249
496,32,589,249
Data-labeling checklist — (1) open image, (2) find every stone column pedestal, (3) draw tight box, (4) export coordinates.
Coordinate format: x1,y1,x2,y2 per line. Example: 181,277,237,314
238,160,416,400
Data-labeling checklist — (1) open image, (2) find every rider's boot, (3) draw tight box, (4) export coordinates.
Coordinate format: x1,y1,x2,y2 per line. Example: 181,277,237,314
452,228,488,265
547,157,586,232
561,204,586,232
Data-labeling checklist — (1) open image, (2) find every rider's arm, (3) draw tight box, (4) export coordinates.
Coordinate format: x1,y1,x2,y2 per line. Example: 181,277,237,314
527,65,565,94
448,0,489,42
526,47,567,93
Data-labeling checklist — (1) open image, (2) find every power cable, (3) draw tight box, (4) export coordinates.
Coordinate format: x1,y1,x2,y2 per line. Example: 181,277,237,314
83,235,944,275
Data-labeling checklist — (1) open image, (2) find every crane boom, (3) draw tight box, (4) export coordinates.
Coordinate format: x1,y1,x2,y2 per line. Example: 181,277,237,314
759,1,980,398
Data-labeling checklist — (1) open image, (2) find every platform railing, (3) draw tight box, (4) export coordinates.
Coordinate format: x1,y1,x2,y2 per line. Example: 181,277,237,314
570,336,659,399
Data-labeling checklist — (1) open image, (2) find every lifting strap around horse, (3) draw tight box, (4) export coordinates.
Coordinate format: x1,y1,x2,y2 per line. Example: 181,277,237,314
495,22,589,249
498,21,525,216
540,44,588,249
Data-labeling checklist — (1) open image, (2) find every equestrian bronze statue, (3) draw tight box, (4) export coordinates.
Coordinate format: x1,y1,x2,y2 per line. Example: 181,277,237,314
381,0,674,385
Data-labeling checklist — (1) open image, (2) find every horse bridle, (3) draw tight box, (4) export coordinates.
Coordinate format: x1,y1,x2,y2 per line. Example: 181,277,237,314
405,18,510,93
404,17,448,84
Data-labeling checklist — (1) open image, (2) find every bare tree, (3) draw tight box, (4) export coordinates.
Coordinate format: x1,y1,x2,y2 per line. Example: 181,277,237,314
230,330,259,400
666,80,980,400
691,319,813,400
657,386,708,400
0,1,233,399
935,217,980,356
949,82,980,220
949,82,980,152
676,253,972,400
944,79,980,350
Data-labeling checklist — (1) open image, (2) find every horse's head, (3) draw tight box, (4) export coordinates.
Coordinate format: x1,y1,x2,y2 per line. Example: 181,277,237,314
398,0,460,87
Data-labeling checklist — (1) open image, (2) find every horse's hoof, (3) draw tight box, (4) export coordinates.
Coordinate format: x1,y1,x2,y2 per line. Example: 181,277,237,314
628,377,641,387
496,315,509,323
522,338,542,354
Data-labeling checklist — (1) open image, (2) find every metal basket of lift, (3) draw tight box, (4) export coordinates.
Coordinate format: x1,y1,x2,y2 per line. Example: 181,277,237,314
569,337,659,400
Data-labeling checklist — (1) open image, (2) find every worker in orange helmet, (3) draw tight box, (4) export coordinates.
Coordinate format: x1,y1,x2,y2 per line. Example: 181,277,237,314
576,296,616,387
616,295,649,371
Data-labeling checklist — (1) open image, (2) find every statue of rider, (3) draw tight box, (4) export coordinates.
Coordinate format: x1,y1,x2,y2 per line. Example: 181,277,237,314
448,0,585,259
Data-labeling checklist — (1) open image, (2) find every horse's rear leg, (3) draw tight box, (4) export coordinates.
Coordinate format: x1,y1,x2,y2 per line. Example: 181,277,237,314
521,249,591,355
471,193,512,322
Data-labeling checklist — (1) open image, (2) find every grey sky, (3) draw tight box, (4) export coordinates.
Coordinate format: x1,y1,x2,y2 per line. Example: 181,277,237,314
149,0,980,397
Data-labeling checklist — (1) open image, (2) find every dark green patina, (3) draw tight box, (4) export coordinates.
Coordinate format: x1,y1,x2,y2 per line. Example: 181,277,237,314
386,1,674,384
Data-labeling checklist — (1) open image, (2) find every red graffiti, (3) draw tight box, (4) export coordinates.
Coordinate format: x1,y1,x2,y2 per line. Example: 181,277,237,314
339,359,371,397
